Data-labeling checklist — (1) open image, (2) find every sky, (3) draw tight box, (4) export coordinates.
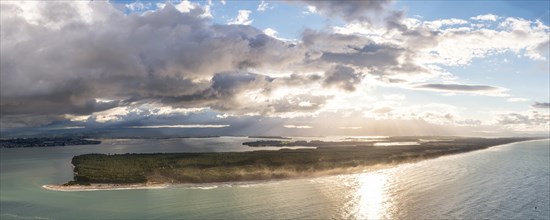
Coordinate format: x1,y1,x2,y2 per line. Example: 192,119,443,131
0,0,549,137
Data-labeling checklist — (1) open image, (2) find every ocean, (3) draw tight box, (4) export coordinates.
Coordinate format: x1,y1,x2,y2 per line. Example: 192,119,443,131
1,137,548,219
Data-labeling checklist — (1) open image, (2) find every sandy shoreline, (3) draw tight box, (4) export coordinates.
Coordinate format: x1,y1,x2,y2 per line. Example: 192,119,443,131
42,183,170,192
41,165,391,192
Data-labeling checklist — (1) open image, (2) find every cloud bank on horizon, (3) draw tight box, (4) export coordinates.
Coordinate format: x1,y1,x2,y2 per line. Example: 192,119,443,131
0,0,549,136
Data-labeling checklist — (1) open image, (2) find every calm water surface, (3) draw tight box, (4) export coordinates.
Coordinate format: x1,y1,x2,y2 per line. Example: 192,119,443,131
1,137,548,219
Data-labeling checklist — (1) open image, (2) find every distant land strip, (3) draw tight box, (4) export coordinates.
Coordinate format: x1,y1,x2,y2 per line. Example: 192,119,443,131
0,137,101,148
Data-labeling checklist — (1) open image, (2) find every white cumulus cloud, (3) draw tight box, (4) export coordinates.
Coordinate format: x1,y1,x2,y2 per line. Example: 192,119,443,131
228,10,253,25
470,14,499,21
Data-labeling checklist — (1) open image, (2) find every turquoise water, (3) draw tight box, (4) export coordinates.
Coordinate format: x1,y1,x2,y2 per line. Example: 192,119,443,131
1,137,549,219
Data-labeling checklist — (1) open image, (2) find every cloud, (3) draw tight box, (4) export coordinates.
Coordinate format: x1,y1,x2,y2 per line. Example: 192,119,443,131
338,126,362,130
0,2,313,127
301,28,443,84
372,106,393,114
423,17,549,64
174,0,195,13
532,102,550,108
1,0,548,136
303,5,317,15
320,44,403,68
125,2,152,12
301,29,408,72
283,125,312,129
496,110,549,131
263,28,277,37
417,84,500,91
507,97,530,102
0,115,68,128
128,124,229,128
423,18,468,29
292,0,392,22
384,94,405,100
172,0,213,18
48,126,86,130
415,84,508,96
470,14,499,21
257,1,273,12
323,65,363,91
74,104,206,124
228,10,253,25
497,113,530,124
262,28,293,41
360,102,487,128
155,71,331,117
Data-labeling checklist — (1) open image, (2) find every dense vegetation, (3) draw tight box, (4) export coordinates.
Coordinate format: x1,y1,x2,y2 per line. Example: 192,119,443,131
69,137,538,184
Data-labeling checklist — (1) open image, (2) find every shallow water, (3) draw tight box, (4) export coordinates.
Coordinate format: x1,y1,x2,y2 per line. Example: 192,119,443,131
1,137,548,219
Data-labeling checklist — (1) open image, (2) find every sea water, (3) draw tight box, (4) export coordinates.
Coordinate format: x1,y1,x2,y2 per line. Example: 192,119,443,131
1,137,548,219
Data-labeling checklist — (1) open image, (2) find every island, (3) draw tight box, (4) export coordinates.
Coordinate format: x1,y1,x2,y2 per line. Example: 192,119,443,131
0,137,101,148
243,140,368,147
242,136,442,147
247,136,292,140
45,137,541,191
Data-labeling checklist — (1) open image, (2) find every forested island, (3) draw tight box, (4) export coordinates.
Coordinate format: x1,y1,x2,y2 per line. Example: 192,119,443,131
0,137,101,148
46,137,541,190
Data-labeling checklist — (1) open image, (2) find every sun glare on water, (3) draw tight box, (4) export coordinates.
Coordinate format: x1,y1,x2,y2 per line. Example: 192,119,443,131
340,170,394,219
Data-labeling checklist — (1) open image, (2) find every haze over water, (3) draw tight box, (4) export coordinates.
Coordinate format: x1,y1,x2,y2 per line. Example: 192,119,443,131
1,137,548,219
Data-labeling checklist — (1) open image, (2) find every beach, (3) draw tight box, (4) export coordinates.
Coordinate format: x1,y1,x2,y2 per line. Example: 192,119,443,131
42,183,170,191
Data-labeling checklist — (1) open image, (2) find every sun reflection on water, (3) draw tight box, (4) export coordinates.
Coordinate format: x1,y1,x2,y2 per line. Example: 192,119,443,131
340,170,394,220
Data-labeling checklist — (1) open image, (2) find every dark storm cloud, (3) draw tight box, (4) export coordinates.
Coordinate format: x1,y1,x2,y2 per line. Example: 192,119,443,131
531,102,550,108
0,115,68,128
0,2,311,127
1,1,419,128
1,96,121,116
0,0,415,128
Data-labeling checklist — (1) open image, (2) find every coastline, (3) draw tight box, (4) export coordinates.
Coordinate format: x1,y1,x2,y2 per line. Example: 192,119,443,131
42,138,547,192
42,183,170,192
42,164,393,192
